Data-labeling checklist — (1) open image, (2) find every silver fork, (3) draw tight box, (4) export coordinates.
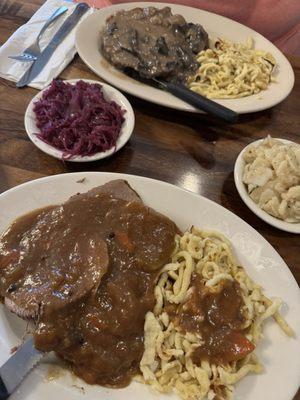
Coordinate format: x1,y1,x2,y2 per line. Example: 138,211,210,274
8,5,68,62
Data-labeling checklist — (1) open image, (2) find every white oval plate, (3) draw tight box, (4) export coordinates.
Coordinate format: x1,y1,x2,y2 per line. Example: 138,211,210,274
234,138,300,234
24,79,135,162
0,172,299,400
75,2,294,114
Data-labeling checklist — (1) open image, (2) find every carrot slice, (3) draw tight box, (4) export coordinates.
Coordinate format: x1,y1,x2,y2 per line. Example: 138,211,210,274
115,231,134,253
223,331,255,362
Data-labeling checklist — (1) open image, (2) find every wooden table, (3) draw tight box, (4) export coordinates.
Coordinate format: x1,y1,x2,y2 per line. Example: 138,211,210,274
0,2,299,399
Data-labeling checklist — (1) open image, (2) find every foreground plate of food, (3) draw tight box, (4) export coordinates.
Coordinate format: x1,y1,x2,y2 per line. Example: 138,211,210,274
75,2,294,114
0,172,299,400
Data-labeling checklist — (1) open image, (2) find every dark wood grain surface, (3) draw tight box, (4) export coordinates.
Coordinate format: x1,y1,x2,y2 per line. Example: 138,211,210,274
0,1,299,399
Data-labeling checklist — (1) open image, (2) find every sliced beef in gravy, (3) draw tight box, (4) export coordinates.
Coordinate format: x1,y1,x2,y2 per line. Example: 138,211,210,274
0,180,141,320
1,206,109,319
101,7,208,84
0,180,177,386
86,179,142,203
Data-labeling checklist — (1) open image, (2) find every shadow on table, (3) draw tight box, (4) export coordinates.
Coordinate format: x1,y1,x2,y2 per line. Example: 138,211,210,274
0,165,9,193
180,139,216,170
62,144,135,174
127,94,278,143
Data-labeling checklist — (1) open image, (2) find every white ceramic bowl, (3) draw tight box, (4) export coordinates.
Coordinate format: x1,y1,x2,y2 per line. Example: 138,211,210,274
24,79,135,162
234,138,300,234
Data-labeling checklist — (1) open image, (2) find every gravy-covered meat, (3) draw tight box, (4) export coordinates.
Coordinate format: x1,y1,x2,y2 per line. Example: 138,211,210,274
0,180,177,386
87,179,142,203
0,206,109,319
101,7,208,83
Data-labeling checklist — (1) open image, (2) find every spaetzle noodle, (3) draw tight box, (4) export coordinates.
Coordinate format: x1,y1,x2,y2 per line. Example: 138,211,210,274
188,38,276,99
140,228,293,400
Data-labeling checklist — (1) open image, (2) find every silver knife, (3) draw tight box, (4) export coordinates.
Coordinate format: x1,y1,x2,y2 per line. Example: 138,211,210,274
16,3,89,88
0,337,45,399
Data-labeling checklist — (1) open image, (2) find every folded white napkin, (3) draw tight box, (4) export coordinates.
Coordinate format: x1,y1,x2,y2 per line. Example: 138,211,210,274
0,0,93,89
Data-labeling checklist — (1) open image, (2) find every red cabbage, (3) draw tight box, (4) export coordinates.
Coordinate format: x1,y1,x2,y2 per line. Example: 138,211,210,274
33,79,126,159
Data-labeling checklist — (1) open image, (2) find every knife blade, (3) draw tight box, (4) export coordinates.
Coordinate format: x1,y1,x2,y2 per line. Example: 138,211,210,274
17,3,89,88
0,338,45,399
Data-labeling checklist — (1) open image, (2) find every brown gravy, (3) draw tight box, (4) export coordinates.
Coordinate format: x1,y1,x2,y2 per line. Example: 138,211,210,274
177,274,255,365
101,7,208,84
0,181,177,386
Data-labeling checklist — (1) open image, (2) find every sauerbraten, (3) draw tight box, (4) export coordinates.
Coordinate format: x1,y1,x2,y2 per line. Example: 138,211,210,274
0,180,292,398
101,7,208,83
0,180,177,386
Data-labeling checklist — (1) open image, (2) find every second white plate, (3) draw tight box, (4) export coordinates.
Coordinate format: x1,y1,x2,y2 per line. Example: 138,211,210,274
75,2,294,114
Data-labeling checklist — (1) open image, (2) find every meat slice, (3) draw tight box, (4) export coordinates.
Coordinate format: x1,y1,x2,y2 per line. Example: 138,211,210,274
1,208,109,319
0,180,156,320
84,179,142,203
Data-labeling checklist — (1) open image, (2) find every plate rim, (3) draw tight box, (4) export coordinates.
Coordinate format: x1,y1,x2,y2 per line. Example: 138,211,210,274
75,1,295,114
234,138,300,234
24,79,135,162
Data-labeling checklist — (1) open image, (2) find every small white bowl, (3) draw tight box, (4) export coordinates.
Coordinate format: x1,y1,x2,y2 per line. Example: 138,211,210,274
234,138,300,234
24,79,135,162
